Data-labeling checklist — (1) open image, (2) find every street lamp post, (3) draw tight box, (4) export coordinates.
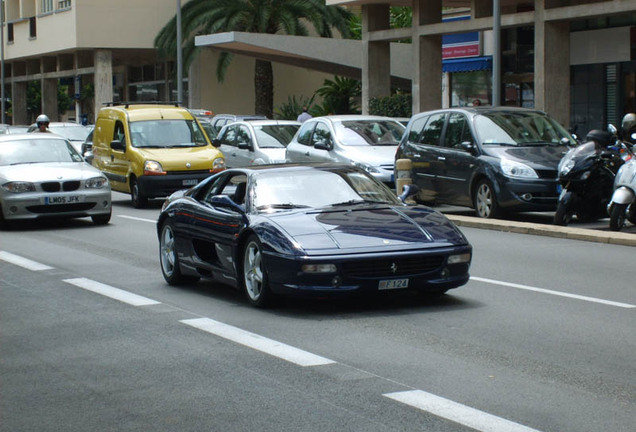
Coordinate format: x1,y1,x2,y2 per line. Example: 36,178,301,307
492,0,501,107
1,0,5,124
176,0,183,105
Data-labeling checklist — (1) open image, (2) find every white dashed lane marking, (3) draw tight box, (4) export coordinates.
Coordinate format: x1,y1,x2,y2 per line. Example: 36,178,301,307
64,278,161,306
181,317,336,367
0,251,54,271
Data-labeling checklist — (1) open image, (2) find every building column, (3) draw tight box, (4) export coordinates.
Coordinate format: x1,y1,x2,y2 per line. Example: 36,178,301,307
412,0,442,114
94,49,113,116
41,78,58,121
11,81,28,125
361,4,391,115
535,0,570,126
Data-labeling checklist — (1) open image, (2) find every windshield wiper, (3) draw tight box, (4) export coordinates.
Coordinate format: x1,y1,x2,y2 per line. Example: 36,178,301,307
256,203,311,210
329,199,387,207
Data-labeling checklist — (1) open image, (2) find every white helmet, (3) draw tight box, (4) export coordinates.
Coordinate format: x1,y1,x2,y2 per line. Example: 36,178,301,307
36,114,50,126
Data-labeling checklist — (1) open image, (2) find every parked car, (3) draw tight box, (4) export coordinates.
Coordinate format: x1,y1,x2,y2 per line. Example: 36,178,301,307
189,108,214,121
0,134,112,227
203,114,268,139
157,164,472,307
4,125,30,134
285,115,405,186
81,129,94,163
28,122,92,154
395,107,576,218
91,103,225,208
212,120,300,167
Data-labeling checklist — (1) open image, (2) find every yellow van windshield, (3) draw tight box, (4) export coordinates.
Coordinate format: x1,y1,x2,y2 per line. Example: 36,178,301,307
129,119,208,148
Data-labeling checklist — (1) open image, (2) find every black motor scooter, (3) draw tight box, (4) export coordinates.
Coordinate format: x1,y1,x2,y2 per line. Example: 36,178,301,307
554,127,628,226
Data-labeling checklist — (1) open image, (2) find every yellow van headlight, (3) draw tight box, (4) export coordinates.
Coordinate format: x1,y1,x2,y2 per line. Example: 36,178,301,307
144,160,166,175
212,157,226,173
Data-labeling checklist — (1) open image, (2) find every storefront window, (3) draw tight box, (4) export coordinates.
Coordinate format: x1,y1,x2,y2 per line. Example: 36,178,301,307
450,70,491,107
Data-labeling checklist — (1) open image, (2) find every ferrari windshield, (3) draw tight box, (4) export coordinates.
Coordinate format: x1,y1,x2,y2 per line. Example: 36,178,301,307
0,138,82,166
129,119,208,148
252,168,400,211
334,120,405,146
474,111,576,146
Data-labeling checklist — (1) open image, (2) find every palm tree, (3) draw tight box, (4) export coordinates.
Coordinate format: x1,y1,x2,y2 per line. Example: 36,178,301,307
155,0,353,118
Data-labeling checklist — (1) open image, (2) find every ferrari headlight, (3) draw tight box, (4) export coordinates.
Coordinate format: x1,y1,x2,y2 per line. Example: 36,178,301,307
213,157,226,172
144,160,166,175
501,158,538,179
302,264,337,273
2,181,36,193
85,177,109,189
448,252,471,264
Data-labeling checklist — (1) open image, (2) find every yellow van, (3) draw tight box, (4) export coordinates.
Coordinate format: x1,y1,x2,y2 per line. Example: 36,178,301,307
92,103,225,207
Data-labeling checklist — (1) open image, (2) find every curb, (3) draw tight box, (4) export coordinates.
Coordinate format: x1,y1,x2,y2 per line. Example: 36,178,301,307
446,215,636,247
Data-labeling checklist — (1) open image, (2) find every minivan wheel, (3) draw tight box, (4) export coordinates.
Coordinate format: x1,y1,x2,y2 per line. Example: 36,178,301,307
130,178,148,208
473,179,500,219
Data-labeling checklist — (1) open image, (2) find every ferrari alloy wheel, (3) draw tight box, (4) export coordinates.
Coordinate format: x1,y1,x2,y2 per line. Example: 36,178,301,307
160,221,198,285
473,179,499,219
242,235,273,308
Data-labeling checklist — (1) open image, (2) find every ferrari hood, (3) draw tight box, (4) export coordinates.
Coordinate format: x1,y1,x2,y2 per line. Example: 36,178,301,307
268,205,467,252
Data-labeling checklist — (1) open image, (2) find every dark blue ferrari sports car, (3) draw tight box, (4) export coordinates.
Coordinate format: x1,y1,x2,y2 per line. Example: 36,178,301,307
157,164,472,307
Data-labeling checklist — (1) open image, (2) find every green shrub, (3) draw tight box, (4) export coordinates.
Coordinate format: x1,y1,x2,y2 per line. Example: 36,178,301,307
369,94,412,118
274,94,315,120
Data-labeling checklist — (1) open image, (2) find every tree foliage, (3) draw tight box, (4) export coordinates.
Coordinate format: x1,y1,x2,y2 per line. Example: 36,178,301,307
155,0,353,117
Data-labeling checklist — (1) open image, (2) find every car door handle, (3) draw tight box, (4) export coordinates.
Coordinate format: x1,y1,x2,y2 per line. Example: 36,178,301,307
437,156,446,161
304,151,310,156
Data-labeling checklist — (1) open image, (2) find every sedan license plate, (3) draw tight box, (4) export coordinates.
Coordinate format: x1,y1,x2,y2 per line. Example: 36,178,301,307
44,195,84,205
183,179,198,186
378,278,409,290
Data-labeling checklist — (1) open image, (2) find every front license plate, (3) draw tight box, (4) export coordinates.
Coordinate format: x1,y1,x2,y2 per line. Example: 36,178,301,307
378,278,409,290
44,195,84,205
183,179,198,186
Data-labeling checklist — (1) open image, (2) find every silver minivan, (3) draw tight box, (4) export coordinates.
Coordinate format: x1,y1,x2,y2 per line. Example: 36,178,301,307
285,115,405,186
213,120,300,167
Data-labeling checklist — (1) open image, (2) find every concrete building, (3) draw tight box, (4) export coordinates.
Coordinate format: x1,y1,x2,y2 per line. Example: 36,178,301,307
196,0,636,136
1,0,334,124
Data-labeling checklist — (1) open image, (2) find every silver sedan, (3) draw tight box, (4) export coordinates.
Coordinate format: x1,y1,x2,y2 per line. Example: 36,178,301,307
0,134,112,227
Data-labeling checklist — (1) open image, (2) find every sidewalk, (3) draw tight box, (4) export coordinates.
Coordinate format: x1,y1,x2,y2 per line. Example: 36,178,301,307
445,214,636,247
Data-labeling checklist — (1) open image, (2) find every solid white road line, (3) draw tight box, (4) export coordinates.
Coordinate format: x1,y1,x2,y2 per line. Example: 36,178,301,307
180,317,336,367
384,390,543,432
471,276,635,309
118,215,156,223
63,278,161,306
0,251,54,271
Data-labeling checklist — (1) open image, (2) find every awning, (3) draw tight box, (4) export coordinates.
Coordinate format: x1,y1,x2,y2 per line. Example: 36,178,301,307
443,56,492,73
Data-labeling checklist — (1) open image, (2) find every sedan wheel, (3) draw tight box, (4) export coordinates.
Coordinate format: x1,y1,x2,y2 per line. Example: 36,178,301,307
160,222,198,285
473,180,500,219
242,236,274,308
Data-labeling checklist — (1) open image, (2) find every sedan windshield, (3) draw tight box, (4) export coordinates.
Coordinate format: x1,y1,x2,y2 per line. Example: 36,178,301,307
252,168,400,211
334,120,405,146
254,125,299,148
474,111,576,146
129,119,208,148
0,138,83,166
49,125,92,141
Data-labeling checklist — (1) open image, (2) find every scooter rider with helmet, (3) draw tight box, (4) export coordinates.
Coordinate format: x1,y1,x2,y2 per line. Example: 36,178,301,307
621,112,636,148
35,114,51,132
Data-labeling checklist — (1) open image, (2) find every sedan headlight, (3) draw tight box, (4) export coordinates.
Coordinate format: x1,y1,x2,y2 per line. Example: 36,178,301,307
144,160,166,175
500,158,538,179
2,181,36,193
85,176,109,189
353,161,381,174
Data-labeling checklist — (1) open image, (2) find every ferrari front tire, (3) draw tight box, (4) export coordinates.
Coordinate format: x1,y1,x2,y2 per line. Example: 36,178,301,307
242,235,275,308
160,221,199,285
